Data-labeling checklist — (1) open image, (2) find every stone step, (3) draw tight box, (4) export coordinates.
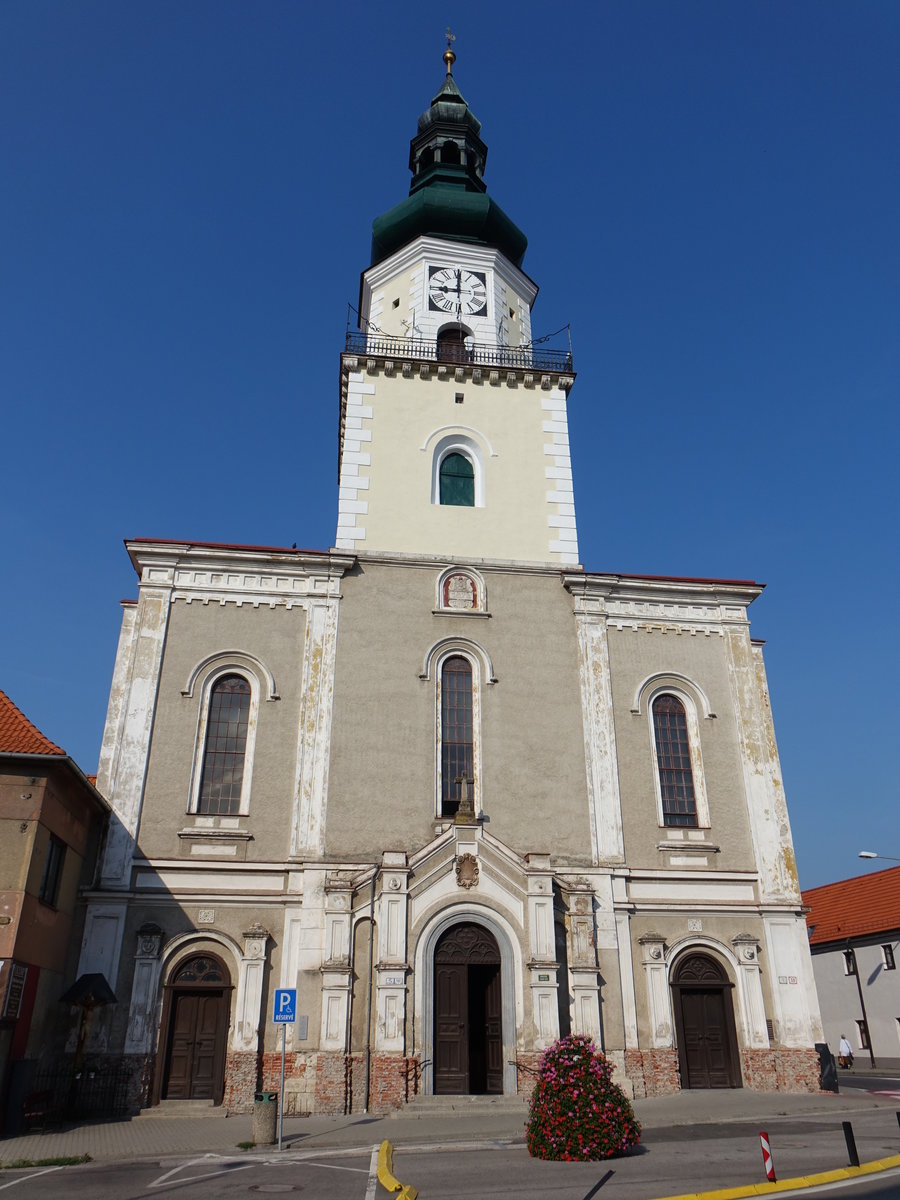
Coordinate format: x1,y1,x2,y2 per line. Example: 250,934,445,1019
138,1099,227,1118
389,1093,529,1118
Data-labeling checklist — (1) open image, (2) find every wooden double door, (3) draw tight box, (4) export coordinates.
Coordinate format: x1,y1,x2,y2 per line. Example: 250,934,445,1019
434,923,503,1095
672,954,741,1089
161,955,230,1103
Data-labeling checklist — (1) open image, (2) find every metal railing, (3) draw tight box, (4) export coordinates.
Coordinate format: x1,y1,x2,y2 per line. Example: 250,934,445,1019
20,1059,133,1129
344,331,573,373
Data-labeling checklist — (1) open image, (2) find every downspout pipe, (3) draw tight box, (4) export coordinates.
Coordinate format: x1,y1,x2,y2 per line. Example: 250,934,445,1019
363,880,376,1112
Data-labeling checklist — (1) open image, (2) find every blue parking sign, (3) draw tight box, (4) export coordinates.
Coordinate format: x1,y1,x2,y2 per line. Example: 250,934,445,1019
273,988,296,1023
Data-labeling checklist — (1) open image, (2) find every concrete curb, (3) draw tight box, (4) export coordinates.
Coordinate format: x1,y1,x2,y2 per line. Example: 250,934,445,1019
659,1152,900,1200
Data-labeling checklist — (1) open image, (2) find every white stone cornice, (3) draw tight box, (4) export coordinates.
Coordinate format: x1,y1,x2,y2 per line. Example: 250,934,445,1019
125,541,354,608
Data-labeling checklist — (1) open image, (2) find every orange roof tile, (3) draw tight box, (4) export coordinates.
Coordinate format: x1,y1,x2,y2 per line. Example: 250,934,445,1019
0,689,66,757
803,866,900,945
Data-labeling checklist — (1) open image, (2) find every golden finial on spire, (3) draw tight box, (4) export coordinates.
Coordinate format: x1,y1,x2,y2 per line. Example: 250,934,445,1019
443,27,456,75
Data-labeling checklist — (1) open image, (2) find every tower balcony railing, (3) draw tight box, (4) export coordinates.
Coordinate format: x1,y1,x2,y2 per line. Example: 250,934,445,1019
344,331,574,374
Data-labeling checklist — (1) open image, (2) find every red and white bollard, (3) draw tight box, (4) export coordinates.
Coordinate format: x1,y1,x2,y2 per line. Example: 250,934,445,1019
759,1130,776,1182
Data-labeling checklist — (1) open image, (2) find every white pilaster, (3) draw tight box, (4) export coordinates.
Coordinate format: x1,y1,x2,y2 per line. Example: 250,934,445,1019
375,852,409,1054
319,876,353,1052
568,584,625,865
232,925,269,1053
99,578,173,888
525,856,559,1048
731,934,769,1049
640,934,674,1048
291,595,341,856
124,926,164,1054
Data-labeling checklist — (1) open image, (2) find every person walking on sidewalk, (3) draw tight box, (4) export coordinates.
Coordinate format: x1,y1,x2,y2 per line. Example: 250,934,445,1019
839,1034,854,1068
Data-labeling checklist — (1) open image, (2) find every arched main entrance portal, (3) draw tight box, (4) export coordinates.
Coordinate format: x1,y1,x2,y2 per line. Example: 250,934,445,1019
671,953,741,1089
159,953,231,1103
433,922,502,1095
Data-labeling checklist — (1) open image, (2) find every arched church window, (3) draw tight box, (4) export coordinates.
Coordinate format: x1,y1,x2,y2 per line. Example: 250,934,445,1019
441,656,473,817
441,139,461,164
198,674,251,815
652,694,697,827
439,452,475,507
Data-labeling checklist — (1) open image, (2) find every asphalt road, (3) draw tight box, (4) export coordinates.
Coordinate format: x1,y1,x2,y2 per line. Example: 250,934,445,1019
838,1073,900,1095
3,1135,900,1200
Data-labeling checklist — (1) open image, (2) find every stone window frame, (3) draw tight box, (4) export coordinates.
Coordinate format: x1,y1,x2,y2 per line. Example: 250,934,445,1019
183,651,278,818
633,675,712,830
420,636,496,821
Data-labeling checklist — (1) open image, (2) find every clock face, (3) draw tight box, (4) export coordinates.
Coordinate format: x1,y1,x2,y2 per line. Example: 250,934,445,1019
428,266,487,316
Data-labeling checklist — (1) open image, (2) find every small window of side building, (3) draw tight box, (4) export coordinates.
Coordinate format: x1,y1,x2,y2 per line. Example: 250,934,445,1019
882,944,896,970
38,833,66,907
856,1019,870,1049
843,949,857,976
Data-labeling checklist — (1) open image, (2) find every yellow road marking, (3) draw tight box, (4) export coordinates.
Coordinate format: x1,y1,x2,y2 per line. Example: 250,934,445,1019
657,1152,900,1200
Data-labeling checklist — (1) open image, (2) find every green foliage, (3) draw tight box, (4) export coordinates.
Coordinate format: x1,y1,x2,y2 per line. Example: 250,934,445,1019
526,1035,641,1161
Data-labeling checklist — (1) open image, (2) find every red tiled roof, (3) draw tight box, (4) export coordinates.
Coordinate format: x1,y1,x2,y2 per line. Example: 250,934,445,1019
0,689,66,756
803,866,900,945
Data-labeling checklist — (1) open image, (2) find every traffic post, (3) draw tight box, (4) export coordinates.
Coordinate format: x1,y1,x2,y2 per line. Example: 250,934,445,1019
273,988,296,1151
759,1130,776,1182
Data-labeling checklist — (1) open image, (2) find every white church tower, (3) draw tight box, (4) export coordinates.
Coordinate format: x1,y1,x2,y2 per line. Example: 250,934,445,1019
335,42,578,564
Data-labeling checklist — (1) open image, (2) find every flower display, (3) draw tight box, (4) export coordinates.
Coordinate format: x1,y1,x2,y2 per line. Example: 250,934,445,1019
525,1034,641,1161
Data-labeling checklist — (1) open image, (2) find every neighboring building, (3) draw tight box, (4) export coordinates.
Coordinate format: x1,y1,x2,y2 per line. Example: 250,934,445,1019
803,867,900,1070
0,688,109,1125
75,48,824,1114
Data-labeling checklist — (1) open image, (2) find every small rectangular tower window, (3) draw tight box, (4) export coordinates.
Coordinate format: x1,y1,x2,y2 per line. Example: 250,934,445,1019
882,944,896,970
39,834,66,907
843,949,857,975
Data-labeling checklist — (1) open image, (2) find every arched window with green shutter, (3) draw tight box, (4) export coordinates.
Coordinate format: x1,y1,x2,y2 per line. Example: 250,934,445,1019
439,452,475,507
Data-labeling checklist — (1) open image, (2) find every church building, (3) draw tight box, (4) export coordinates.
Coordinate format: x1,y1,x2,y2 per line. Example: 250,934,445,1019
74,47,824,1113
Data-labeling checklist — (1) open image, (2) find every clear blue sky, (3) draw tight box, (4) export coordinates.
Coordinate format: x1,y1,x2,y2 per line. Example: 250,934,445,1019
2,2,897,889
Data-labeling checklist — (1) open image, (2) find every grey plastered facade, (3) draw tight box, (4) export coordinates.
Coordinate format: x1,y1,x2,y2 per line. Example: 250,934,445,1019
74,60,824,1112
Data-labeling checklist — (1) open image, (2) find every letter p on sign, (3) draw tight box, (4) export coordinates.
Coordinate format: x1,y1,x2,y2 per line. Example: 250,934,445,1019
273,988,297,1023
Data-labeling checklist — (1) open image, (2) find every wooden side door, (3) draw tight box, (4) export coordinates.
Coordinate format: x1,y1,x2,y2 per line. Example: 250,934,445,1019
190,993,226,1099
483,964,503,1094
163,990,226,1100
434,962,467,1094
164,992,199,1099
679,987,736,1089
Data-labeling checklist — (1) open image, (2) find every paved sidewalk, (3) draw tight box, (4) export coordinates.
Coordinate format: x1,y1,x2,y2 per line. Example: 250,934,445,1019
1,1086,898,1169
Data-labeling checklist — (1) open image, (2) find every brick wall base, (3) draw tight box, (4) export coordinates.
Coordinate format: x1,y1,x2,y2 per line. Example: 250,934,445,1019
624,1048,681,1098
740,1047,822,1093
223,1051,259,1113
514,1052,542,1098
253,1051,422,1115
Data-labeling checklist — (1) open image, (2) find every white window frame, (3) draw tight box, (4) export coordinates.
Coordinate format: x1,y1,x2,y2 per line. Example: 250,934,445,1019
185,656,271,817
430,433,486,508
647,686,710,829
